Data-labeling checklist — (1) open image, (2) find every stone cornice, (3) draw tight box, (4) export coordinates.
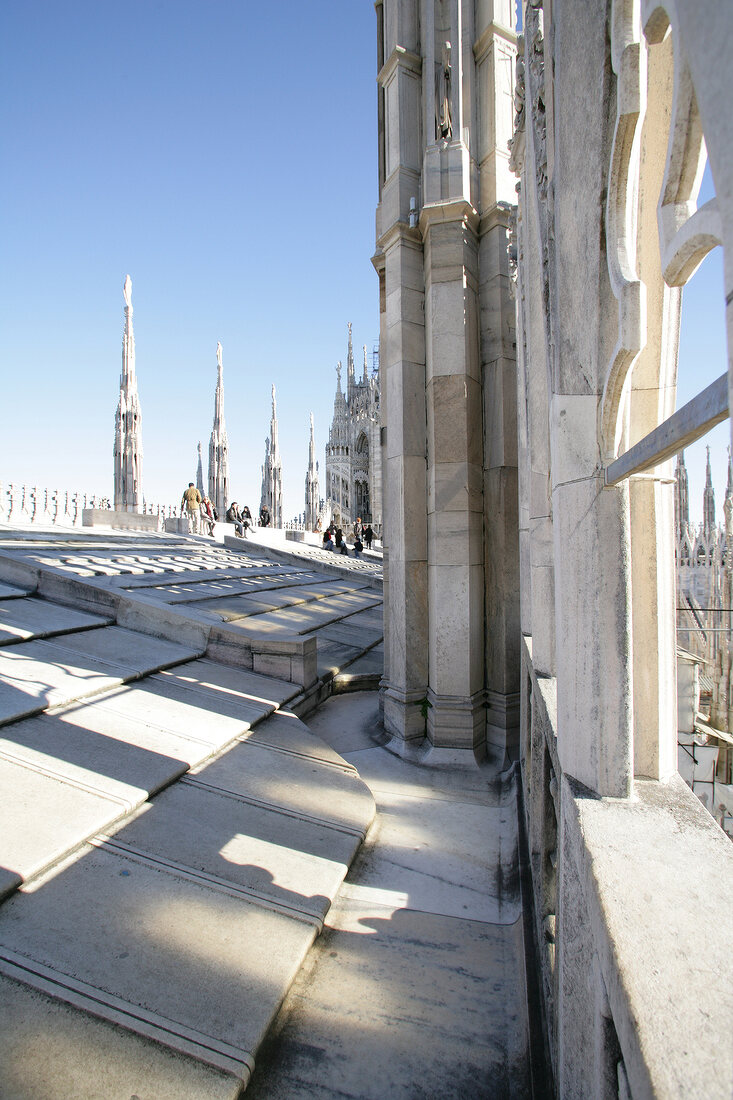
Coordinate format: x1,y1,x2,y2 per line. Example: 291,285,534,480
371,248,386,275
376,220,423,253
474,21,518,65
479,201,515,236
418,199,480,236
378,45,422,87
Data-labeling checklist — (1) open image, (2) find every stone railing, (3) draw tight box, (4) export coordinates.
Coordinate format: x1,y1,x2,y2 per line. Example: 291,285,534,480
0,483,178,528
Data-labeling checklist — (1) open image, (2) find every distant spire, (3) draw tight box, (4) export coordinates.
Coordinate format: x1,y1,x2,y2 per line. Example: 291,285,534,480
704,444,716,538
260,384,282,526
347,322,355,398
675,450,689,541
726,446,733,503
305,411,320,531
208,341,229,514
196,442,204,495
113,274,143,512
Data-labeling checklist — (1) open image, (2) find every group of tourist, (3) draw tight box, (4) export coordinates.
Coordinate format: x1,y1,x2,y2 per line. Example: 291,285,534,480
321,518,374,558
180,483,253,538
181,484,377,553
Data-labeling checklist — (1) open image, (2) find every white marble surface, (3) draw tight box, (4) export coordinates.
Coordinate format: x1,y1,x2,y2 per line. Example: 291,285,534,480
245,691,533,1099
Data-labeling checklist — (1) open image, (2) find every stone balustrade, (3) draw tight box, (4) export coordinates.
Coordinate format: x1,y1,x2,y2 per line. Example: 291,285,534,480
0,482,179,528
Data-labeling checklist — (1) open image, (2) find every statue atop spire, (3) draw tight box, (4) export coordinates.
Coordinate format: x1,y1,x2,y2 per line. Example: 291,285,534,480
208,341,229,515
336,361,342,392
113,274,143,512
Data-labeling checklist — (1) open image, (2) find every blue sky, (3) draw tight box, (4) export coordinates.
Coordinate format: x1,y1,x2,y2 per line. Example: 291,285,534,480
0,2,728,526
0,1,379,518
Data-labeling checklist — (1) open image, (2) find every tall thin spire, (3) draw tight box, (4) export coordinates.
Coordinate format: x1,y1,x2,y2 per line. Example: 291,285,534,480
363,344,369,382
196,442,204,495
113,274,143,512
704,444,716,538
260,384,283,526
305,412,320,531
675,450,689,541
347,321,355,399
208,341,229,516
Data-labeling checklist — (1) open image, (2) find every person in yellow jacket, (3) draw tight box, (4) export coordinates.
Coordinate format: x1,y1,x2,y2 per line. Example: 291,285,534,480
181,482,202,534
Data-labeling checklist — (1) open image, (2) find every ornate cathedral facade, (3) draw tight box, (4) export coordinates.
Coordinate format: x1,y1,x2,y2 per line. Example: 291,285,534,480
325,324,381,533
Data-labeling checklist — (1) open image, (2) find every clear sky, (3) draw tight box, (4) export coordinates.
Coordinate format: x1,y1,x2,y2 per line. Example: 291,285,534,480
0,1,379,519
0,3,729,527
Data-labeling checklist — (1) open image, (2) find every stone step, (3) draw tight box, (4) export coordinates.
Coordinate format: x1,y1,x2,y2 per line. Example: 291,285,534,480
0,596,112,645
242,591,383,638
0,844,319,1093
186,737,375,838
104,769,363,925
180,580,368,622
0,973,243,1100
0,627,201,727
0,704,375,1097
0,660,298,894
0,582,33,600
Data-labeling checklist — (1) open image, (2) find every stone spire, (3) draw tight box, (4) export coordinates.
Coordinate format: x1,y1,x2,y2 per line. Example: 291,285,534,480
208,341,229,516
196,442,204,495
304,412,320,531
113,274,143,512
726,446,733,506
675,450,689,541
363,344,369,382
326,358,351,527
704,445,716,539
260,384,283,527
347,321,355,400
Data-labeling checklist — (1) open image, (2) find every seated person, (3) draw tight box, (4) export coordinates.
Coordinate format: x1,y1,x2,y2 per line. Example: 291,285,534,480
322,529,334,551
200,496,217,536
353,534,363,557
242,505,253,531
226,501,245,537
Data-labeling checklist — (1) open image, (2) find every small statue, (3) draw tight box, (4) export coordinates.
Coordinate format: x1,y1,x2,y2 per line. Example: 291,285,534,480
216,341,223,369
123,274,133,311
436,41,452,140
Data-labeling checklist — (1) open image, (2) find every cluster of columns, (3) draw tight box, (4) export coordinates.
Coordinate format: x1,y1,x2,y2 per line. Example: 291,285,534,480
374,0,519,759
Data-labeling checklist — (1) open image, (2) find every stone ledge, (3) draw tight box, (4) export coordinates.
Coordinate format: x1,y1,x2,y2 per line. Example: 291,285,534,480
83,509,161,532
565,772,733,1100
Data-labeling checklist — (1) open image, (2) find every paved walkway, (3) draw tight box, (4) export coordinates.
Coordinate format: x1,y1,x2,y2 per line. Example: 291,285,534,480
247,692,537,1100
